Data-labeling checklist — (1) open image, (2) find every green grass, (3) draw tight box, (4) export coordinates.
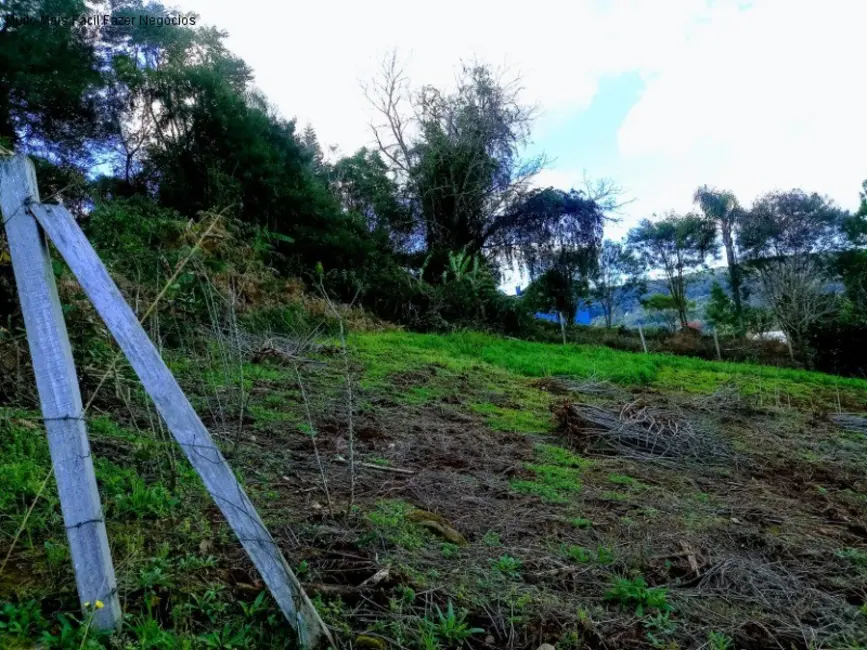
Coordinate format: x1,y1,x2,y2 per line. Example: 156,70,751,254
6,326,867,649
364,500,429,550
510,444,589,504
354,331,867,405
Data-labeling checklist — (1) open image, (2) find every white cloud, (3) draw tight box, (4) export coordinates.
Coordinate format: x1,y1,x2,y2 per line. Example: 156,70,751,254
617,0,867,219
177,0,712,154
178,0,865,238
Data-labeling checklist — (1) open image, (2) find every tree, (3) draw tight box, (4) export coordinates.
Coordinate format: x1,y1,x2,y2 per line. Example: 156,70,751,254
739,190,845,359
835,180,867,313
628,214,718,329
0,0,103,159
590,240,645,327
98,1,392,286
365,53,610,279
523,263,584,344
640,294,680,332
705,281,737,332
330,148,413,242
694,186,745,333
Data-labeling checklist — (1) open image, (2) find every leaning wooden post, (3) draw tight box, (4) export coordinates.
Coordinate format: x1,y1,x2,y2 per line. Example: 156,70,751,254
29,201,332,648
0,155,121,630
638,324,648,354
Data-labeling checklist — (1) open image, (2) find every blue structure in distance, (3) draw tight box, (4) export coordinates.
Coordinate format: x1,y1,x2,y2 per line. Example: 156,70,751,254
515,286,593,325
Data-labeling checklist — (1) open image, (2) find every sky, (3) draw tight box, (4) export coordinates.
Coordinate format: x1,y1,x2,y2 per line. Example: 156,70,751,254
178,0,866,245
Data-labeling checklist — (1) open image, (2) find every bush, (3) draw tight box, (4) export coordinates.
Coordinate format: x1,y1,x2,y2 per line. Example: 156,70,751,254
807,312,867,377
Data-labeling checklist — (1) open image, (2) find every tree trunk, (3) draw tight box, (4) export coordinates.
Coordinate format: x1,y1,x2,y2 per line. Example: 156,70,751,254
558,311,567,345
722,226,744,334
786,333,795,363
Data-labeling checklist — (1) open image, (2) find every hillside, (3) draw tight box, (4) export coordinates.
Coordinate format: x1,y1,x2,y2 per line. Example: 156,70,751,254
3,327,867,649
4,1,867,646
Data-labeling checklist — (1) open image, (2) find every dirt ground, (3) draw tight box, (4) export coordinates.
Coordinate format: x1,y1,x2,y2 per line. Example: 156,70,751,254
3,332,867,649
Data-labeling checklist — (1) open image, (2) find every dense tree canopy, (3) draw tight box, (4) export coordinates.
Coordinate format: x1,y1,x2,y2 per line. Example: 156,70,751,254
0,0,103,158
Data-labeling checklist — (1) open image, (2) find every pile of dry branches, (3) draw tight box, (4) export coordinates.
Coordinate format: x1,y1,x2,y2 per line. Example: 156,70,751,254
689,554,863,646
555,398,731,463
830,412,867,436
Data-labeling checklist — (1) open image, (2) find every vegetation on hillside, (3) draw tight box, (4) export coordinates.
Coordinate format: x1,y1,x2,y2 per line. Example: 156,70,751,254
3,328,867,648
4,1,867,648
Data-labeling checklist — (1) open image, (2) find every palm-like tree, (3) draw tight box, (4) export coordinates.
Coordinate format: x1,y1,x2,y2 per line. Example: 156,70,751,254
694,186,744,333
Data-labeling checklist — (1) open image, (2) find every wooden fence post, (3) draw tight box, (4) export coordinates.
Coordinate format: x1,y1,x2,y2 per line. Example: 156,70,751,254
29,201,332,648
638,324,648,354
713,328,722,361
0,155,121,630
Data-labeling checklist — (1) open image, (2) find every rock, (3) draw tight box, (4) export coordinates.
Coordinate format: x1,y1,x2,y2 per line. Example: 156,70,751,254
538,644,556,650
355,634,386,650
407,509,468,545
485,635,496,645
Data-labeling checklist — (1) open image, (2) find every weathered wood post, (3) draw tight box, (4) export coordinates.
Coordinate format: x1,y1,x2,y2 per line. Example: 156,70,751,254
28,201,332,648
638,324,648,354
0,155,121,630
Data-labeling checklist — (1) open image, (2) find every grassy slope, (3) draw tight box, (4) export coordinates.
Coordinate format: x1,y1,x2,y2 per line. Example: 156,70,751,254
2,330,867,649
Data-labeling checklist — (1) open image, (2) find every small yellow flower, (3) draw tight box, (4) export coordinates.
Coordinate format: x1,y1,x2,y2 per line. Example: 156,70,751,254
95,600,105,610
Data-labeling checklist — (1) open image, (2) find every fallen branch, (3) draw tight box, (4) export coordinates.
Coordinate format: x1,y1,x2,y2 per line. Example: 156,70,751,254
334,456,415,475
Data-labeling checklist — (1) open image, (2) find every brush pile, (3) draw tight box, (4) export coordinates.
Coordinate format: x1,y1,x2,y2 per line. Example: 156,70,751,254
555,398,731,463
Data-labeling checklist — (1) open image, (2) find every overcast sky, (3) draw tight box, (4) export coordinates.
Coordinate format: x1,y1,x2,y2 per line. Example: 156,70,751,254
179,0,865,243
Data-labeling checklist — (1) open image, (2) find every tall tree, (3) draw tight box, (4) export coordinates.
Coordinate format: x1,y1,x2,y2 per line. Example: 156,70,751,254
0,0,103,159
365,53,611,279
694,186,745,333
590,240,646,328
628,213,718,329
100,1,383,279
738,189,844,359
330,148,413,243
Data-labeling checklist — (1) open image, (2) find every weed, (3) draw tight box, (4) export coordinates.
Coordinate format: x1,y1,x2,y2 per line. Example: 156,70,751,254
424,601,484,647
355,331,867,406
707,631,734,650
569,517,592,528
605,576,671,616
491,554,522,578
596,546,616,565
482,531,502,547
563,545,593,563
644,611,677,648
608,473,646,489
511,464,583,503
113,478,178,519
470,401,551,433
0,600,47,639
364,500,427,549
836,548,867,567
536,443,589,468
441,543,460,559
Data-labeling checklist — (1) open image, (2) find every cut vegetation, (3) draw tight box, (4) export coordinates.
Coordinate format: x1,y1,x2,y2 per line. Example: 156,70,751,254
2,329,867,648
